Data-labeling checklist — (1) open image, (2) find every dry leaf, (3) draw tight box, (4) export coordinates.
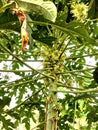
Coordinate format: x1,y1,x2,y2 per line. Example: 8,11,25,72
12,9,29,51
12,9,26,21
20,23,29,51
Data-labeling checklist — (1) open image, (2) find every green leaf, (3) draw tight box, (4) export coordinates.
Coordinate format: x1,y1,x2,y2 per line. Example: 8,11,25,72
0,9,20,32
32,31,57,46
1,0,8,5
41,1,57,22
0,2,15,14
22,118,30,130
74,94,98,101
0,1,3,8
0,97,11,110
0,80,7,85
55,20,91,41
88,0,95,19
29,15,94,43
57,6,68,22
0,116,15,130
15,0,57,22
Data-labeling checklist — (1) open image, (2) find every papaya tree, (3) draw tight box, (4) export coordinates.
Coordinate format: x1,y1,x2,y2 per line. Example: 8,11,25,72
0,0,98,130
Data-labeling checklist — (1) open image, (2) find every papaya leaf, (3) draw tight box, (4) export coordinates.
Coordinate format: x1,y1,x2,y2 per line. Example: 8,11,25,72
0,9,20,32
88,0,95,19
0,116,15,130
0,2,15,14
32,31,57,46
1,0,8,5
0,1,3,8
15,0,57,22
74,94,98,101
29,15,95,43
41,1,57,22
0,97,11,110
55,20,93,42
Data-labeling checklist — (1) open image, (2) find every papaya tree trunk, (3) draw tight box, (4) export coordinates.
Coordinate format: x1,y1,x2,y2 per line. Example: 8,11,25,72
43,29,66,130
46,80,58,130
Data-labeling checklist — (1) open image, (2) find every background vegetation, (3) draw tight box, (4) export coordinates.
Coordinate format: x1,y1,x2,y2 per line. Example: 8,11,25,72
0,0,98,130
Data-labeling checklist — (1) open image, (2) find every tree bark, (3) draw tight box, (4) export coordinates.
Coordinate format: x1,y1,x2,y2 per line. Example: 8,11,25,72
46,80,58,130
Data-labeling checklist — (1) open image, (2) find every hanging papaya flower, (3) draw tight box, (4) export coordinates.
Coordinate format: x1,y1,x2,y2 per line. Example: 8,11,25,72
11,9,29,51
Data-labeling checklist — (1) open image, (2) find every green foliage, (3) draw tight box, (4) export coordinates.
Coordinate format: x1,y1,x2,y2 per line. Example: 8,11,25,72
15,0,57,22
0,2,15,13
0,0,98,130
0,9,20,32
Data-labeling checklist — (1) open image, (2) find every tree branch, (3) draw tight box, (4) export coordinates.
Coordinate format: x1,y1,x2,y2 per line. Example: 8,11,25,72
0,69,34,72
0,59,44,62
0,43,55,80
65,53,98,60
1,75,44,89
56,87,98,93
58,38,71,60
